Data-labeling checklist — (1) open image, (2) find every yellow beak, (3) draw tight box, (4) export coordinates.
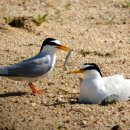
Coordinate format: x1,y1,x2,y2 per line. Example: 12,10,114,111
67,69,83,74
57,45,71,52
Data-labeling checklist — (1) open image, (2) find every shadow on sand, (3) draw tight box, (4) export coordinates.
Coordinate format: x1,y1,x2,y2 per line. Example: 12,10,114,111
0,91,28,98
43,96,79,107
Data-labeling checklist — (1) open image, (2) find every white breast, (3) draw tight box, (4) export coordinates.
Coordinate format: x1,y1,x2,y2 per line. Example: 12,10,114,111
79,77,107,103
79,74,130,103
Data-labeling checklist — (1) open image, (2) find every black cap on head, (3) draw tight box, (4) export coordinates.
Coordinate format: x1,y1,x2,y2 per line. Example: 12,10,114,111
40,38,59,52
43,38,56,45
81,63,102,76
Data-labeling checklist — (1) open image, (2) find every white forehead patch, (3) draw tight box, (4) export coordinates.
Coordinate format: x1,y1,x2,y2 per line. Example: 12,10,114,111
81,64,93,69
52,40,61,45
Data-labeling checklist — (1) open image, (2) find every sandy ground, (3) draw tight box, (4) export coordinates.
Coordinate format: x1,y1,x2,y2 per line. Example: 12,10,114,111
0,0,130,129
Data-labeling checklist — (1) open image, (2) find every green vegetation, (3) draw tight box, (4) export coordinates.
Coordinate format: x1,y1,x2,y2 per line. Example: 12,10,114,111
125,1,130,7
3,17,13,24
55,9,61,19
78,49,91,57
108,16,116,24
33,14,48,26
79,49,112,57
4,17,25,27
64,2,71,10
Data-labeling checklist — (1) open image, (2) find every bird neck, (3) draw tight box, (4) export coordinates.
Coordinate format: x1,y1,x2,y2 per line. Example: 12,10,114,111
40,46,57,55
84,70,102,79
38,46,57,66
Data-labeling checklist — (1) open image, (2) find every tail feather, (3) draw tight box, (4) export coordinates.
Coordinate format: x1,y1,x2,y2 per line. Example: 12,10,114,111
0,66,10,76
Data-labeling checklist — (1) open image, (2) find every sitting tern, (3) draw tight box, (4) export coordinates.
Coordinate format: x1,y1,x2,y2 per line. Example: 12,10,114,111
68,63,130,104
0,38,71,94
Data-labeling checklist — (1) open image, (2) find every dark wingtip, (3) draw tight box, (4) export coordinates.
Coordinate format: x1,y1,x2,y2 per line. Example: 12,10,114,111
0,74,12,76
0,67,11,76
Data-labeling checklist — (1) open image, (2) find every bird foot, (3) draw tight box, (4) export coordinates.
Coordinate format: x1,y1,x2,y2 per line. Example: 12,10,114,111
28,83,43,95
31,87,43,95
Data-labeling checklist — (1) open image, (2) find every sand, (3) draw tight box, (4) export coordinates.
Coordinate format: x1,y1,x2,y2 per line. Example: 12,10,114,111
0,0,130,129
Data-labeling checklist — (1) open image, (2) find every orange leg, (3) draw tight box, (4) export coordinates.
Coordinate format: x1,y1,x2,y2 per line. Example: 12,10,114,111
28,82,43,94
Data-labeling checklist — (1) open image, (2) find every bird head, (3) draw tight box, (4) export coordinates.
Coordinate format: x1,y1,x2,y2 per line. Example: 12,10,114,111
68,63,102,78
40,38,71,53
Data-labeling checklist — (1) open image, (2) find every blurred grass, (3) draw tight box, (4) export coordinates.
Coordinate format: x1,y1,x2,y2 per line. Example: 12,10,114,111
33,14,48,26
64,2,71,10
3,17,13,24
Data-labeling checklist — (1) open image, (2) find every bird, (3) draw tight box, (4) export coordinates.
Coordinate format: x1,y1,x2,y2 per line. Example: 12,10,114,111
68,63,130,104
0,38,71,94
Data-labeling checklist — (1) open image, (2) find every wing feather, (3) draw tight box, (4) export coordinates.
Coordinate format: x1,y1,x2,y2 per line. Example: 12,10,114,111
0,55,51,78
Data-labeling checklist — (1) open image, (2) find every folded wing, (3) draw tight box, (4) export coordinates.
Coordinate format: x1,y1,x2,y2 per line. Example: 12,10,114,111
0,56,51,78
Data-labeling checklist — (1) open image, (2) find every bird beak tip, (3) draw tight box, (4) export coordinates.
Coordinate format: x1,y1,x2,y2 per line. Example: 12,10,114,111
58,45,71,52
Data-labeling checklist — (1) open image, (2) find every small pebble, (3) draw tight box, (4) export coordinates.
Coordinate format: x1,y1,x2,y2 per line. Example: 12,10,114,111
56,97,65,103
64,116,70,123
82,120,87,126
31,102,36,107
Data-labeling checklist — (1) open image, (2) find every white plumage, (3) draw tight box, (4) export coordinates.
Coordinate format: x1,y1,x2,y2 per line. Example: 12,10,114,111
0,38,71,94
69,63,130,104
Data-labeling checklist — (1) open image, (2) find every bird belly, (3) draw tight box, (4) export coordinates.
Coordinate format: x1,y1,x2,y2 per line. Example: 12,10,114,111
9,75,46,82
79,79,107,104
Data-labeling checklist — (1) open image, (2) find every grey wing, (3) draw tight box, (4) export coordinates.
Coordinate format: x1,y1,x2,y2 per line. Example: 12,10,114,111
0,57,51,78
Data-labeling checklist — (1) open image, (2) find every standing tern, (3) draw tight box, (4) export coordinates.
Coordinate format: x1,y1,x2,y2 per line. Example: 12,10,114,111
68,63,130,104
0,38,71,94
